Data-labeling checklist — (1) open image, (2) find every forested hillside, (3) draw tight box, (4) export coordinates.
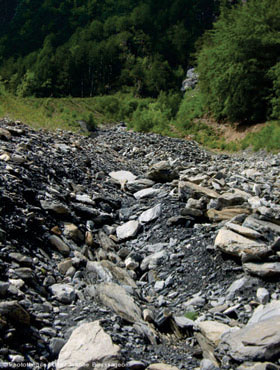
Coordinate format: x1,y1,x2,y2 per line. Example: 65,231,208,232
0,0,219,97
0,0,280,150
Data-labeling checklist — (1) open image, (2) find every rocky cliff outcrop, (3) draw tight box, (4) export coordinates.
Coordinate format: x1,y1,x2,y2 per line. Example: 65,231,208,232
0,119,280,369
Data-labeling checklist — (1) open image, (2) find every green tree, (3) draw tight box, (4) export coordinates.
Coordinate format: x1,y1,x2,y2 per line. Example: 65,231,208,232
197,0,280,122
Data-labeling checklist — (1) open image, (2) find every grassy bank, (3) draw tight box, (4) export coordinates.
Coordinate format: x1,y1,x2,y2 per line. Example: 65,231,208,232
0,91,153,132
0,89,279,152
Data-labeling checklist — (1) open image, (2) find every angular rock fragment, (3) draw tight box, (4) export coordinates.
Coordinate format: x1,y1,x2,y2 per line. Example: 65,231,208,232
226,276,259,300
226,222,262,239
95,282,142,323
86,260,137,287
126,178,155,192
134,188,161,200
48,235,70,255
248,300,280,324
96,230,117,250
139,204,162,224
57,321,121,370
146,161,178,183
40,200,70,215
50,283,76,304
207,208,250,222
147,364,180,370
256,287,270,304
243,215,280,234
116,220,140,240
140,250,168,271
237,362,280,370
109,170,137,189
63,223,83,241
0,127,12,140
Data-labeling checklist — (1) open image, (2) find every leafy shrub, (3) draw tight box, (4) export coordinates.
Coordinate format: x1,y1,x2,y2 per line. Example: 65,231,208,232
175,88,206,130
87,113,97,130
268,62,280,119
197,0,280,122
128,101,171,134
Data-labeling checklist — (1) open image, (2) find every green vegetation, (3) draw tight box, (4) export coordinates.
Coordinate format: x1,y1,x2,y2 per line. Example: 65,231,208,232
0,88,153,131
184,311,199,321
1,84,279,152
0,0,218,98
0,1,279,153
240,121,280,152
196,0,280,123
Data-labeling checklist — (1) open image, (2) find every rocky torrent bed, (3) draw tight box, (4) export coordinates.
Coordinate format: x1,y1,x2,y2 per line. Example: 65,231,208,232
0,119,280,370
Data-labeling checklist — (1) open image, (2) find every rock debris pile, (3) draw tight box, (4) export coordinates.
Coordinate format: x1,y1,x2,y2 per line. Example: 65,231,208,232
0,119,280,370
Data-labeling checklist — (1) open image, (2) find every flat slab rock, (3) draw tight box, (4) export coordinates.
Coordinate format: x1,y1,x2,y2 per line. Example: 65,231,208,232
207,207,250,222
226,222,262,239
95,282,142,323
218,316,280,362
133,187,161,200
215,228,269,259
178,181,219,199
248,300,280,325
243,262,280,278
197,320,231,346
139,204,162,224
57,321,121,370
237,362,280,370
243,215,280,234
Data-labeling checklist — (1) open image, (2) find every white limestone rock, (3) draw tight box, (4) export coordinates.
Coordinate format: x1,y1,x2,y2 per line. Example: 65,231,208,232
57,321,121,370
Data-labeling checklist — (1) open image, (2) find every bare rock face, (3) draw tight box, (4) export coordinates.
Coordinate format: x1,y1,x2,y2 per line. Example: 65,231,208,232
57,321,121,370
218,316,280,362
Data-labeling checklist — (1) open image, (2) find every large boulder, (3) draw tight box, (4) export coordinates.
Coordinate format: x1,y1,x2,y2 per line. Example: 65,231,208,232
214,228,270,260
146,161,178,183
95,282,142,323
109,170,136,190
57,321,121,370
218,316,280,362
